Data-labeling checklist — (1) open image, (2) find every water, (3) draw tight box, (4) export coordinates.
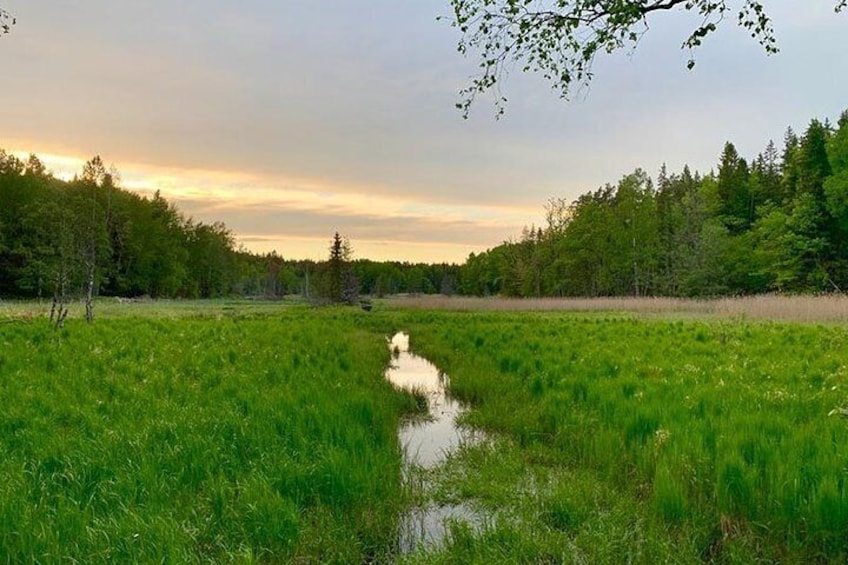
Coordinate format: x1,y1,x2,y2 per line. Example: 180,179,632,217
385,332,484,551
385,332,473,468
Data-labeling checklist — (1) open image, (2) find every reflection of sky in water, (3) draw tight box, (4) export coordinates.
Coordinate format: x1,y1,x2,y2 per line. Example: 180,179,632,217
385,332,470,468
386,332,487,551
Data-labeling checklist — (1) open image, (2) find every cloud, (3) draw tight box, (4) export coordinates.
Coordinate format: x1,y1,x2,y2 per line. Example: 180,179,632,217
2,0,847,263
5,144,535,261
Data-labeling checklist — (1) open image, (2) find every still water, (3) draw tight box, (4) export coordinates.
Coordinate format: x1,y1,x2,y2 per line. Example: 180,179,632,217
385,332,484,551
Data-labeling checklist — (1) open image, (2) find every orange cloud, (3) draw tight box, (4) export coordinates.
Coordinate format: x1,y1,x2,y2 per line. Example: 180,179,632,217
5,144,542,262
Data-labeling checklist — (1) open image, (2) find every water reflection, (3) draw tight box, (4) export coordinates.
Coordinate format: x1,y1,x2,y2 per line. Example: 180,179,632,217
385,332,484,551
386,332,472,468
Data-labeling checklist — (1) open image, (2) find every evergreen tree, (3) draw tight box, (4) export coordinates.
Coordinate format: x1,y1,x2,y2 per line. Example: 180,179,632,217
322,232,357,304
796,119,833,201
781,127,801,201
716,142,752,230
760,139,783,202
823,112,848,288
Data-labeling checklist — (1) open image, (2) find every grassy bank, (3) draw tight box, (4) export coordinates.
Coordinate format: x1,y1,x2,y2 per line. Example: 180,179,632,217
389,294,848,323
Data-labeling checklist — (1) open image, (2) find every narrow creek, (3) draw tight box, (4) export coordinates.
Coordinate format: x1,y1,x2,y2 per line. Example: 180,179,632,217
384,332,484,552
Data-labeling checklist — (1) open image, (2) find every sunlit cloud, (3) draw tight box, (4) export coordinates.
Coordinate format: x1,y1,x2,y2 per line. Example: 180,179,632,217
5,144,540,262
4,1,845,266
239,233,486,264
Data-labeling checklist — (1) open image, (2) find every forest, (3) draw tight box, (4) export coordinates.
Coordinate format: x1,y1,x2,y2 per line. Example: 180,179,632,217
2,108,847,302
461,110,848,297
0,151,459,301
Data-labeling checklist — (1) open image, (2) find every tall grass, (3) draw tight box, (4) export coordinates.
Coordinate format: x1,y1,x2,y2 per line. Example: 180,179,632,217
399,311,848,562
8,300,848,561
0,309,414,562
0,296,306,323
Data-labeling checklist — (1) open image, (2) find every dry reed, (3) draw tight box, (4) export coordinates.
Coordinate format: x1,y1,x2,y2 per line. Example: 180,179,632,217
386,294,848,323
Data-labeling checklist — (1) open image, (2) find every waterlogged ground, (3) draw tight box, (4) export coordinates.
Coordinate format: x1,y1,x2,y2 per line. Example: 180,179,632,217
385,332,474,469
4,302,848,562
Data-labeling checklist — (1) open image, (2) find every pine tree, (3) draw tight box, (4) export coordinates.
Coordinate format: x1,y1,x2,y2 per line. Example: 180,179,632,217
716,142,752,230
324,232,357,304
796,119,833,202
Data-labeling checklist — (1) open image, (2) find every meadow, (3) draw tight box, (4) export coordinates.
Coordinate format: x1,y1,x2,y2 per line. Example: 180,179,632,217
0,305,417,562
398,310,848,563
2,298,848,562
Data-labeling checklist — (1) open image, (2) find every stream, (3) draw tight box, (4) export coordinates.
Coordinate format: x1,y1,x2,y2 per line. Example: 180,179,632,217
385,332,484,552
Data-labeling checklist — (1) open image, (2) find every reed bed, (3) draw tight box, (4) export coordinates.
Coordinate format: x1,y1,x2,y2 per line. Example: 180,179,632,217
389,294,848,323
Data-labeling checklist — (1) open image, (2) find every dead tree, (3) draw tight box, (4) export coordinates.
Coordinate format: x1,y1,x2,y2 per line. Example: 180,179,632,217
84,255,95,323
50,265,69,329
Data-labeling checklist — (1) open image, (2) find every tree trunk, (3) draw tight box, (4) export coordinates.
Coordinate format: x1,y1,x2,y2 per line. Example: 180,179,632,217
51,266,69,329
85,261,95,324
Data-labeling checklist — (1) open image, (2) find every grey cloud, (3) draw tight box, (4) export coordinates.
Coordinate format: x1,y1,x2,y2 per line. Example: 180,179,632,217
2,1,847,260
172,197,518,248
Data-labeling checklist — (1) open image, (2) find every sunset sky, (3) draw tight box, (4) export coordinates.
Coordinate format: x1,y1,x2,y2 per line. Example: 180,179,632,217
1,2,846,263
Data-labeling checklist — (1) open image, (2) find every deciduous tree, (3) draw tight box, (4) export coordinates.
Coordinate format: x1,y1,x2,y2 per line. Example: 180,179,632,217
448,0,847,116
0,7,14,36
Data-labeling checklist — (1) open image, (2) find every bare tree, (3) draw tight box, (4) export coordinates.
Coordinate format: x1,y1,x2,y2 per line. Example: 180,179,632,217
49,203,73,330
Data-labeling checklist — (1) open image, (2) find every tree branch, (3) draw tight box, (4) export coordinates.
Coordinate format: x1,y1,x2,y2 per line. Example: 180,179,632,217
0,8,15,36
448,0,842,117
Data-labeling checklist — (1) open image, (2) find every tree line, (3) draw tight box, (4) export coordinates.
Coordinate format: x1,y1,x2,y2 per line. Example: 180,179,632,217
0,152,460,303
461,109,848,297
6,107,846,304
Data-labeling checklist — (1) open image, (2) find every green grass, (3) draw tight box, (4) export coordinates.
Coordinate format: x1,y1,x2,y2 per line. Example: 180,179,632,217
5,303,848,562
0,308,415,562
398,311,848,563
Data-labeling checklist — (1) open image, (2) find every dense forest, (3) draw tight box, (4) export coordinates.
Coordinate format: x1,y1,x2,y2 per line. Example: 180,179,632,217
3,108,847,302
0,151,459,301
461,110,848,297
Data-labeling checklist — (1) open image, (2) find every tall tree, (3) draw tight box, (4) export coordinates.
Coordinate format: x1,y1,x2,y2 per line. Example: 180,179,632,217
656,165,706,295
322,233,357,304
185,221,236,298
823,111,848,286
79,156,110,322
781,126,801,201
796,119,833,202
716,142,752,230
749,140,782,211
824,112,848,231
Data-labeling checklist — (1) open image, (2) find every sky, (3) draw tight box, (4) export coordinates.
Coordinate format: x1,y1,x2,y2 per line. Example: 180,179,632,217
1,1,846,263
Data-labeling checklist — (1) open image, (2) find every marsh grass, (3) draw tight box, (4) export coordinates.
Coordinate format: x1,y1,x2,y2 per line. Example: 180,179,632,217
398,311,848,562
0,309,415,562
8,298,848,561
407,386,431,414
0,296,311,323
390,293,848,323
